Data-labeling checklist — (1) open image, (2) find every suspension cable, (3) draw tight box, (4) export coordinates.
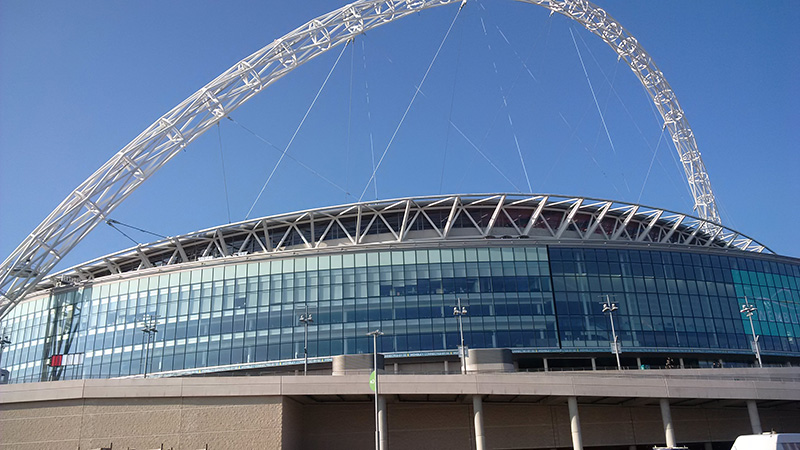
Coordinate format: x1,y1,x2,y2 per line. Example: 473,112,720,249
361,39,378,200
570,28,618,158
217,122,232,223
105,219,167,246
106,221,139,246
245,41,350,219
478,13,532,193
450,121,522,192
439,13,465,195
638,125,666,204
358,2,466,202
228,116,348,195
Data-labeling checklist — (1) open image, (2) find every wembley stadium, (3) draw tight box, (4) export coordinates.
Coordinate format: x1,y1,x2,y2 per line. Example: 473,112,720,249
1,1,799,449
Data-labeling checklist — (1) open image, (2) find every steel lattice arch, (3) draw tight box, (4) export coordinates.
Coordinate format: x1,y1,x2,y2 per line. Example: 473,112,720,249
2,0,722,319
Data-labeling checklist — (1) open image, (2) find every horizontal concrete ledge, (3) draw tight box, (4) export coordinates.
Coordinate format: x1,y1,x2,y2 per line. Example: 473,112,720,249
2,367,799,405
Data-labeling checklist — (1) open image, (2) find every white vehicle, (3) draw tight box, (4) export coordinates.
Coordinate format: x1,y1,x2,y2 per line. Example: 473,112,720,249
732,433,800,450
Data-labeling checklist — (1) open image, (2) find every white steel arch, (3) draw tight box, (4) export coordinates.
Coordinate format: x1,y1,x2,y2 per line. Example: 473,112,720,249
0,0,721,319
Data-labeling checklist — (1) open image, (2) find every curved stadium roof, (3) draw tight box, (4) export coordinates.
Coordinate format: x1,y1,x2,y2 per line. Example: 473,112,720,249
39,194,772,292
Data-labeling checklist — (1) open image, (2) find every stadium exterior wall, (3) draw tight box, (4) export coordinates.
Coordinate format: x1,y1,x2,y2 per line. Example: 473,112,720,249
1,195,798,383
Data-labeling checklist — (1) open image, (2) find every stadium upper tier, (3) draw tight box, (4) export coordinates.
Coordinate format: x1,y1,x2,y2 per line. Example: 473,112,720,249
40,194,770,291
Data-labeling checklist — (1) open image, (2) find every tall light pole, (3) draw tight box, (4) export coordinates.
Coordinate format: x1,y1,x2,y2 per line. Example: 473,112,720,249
299,305,313,376
0,330,10,369
141,315,158,378
740,296,762,368
453,298,468,374
601,296,621,370
367,330,384,450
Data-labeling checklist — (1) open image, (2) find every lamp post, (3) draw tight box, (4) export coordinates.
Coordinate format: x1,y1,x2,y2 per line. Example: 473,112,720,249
0,330,10,369
740,296,762,368
453,298,468,374
601,296,621,370
367,330,384,450
299,305,313,376
141,315,158,378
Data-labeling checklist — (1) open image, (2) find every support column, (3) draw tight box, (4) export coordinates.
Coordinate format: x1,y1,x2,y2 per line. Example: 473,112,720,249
444,360,449,374
591,358,597,370
660,399,676,448
543,358,549,372
379,395,388,450
568,396,583,450
636,357,642,369
679,358,685,369
747,400,762,434
473,395,486,450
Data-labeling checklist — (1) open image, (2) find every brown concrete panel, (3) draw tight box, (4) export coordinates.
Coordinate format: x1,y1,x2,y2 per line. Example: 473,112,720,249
390,429,472,450
303,403,375,450
579,405,637,446
83,396,181,413
703,407,751,441
282,397,304,450
629,406,667,446
761,409,800,433
80,408,181,440
79,435,179,450
0,414,82,445
483,404,561,449
179,396,283,434
181,429,284,450
0,441,78,450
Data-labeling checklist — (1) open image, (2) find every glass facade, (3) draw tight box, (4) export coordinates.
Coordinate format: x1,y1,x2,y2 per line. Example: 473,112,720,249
1,245,798,383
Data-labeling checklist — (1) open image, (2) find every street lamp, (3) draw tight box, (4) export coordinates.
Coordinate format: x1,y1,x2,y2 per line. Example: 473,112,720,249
453,298,468,374
601,296,621,370
299,305,313,376
740,296,762,368
366,330,384,450
141,315,158,378
0,330,10,369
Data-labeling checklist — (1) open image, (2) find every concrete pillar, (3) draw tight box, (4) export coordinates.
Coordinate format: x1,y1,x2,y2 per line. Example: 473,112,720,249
393,362,399,374
473,395,486,450
543,358,549,372
444,360,449,374
379,395,388,450
568,396,583,450
747,400,762,434
636,357,642,369
679,358,685,369
591,358,597,370
660,399,676,448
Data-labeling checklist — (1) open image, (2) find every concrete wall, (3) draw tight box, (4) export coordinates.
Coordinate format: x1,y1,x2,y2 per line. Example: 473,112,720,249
0,396,285,450
2,369,800,449
2,395,800,450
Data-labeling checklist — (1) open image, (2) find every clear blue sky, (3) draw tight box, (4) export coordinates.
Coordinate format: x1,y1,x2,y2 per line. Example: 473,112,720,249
1,0,798,273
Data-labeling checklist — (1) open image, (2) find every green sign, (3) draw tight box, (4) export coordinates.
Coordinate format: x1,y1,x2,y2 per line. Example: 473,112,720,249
369,370,376,392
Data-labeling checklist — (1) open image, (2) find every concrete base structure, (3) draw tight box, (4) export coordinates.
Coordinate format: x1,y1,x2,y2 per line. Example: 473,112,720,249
2,368,800,450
